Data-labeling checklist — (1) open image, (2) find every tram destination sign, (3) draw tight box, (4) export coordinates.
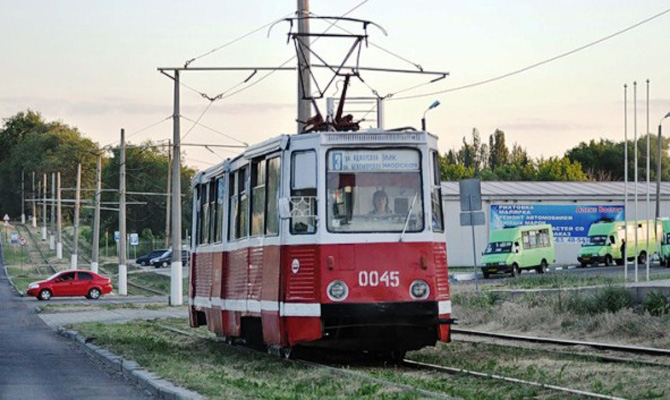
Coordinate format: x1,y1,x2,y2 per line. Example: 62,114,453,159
328,150,420,172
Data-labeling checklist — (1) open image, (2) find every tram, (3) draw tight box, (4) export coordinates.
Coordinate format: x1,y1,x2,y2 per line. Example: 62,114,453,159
188,128,452,358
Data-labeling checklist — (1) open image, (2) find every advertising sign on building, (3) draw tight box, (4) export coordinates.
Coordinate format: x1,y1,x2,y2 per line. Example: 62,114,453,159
491,204,625,243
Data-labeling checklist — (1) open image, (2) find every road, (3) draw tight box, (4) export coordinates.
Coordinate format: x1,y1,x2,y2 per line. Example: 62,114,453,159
0,244,153,400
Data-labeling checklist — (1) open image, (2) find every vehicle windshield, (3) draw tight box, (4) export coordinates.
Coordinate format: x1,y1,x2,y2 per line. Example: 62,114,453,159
484,241,513,254
46,272,61,281
326,149,424,233
582,235,607,247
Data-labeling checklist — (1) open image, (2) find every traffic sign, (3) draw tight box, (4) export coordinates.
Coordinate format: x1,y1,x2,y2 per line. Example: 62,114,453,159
114,231,120,242
130,233,139,246
3,214,9,227
19,236,27,246
10,231,19,244
459,179,482,212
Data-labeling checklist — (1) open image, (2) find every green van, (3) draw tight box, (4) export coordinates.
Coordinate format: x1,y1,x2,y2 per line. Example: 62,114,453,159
481,224,555,278
578,220,660,267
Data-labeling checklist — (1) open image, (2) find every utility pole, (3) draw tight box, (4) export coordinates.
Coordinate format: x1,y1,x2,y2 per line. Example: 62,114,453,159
119,129,128,295
57,172,63,259
42,174,47,241
32,171,37,228
170,71,183,305
165,140,172,249
71,163,82,270
296,0,311,133
91,155,102,273
50,172,56,250
21,170,25,224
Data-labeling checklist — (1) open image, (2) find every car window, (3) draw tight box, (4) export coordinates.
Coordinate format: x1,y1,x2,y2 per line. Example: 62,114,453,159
78,272,93,281
58,272,76,281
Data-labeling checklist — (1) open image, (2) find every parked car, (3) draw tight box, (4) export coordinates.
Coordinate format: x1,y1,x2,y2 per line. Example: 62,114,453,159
26,270,113,301
151,249,190,268
136,249,168,266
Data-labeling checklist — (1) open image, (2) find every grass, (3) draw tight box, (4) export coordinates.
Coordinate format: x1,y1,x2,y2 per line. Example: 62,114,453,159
99,263,187,297
36,302,173,314
5,265,50,294
71,319,425,400
494,271,670,290
1,229,31,265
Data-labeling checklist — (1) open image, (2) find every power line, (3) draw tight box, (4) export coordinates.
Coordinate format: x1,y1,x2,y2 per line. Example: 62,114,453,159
102,116,172,148
391,5,670,101
179,115,248,146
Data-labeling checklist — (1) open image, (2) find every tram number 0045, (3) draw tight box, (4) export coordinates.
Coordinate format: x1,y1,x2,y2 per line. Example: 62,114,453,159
358,271,400,287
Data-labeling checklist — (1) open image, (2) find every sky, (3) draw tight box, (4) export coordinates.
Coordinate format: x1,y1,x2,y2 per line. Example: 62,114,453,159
1,0,670,170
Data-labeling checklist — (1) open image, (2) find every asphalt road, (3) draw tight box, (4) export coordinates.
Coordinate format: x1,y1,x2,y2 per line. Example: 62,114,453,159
0,244,153,400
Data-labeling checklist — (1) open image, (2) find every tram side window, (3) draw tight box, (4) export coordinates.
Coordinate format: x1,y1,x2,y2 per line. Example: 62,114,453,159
208,179,217,243
238,167,249,238
251,159,266,237
201,183,210,244
290,151,317,234
228,172,237,241
265,157,281,236
431,151,444,232
195,184,204,245
215,177,224,243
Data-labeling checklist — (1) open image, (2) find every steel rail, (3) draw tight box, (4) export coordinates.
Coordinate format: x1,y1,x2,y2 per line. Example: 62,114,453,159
452,328,670,357
402,359,628,400
18,224,57,274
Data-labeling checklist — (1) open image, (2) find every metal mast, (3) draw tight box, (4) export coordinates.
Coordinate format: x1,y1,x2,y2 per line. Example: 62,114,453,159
297,0,311,132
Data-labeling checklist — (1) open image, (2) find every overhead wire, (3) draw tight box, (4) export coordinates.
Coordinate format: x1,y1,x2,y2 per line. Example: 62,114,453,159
389,5,670,101
102,116,172,148
179,115,248,146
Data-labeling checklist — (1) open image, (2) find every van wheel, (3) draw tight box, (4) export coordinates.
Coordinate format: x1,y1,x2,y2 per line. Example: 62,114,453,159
615,258,624,266
482,270,490,279
579,262,588,268
511,263,520,277
638,252,647,265
604,255,613,267
536,260,547,274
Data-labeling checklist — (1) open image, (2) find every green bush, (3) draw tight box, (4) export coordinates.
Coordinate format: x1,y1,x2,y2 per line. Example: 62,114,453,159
643,291,670,317
453,291,501,309
564,286,632,315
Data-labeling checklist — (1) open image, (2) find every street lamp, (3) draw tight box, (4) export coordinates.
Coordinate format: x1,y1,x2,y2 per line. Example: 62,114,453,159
654,111,670,224
421,100,441,131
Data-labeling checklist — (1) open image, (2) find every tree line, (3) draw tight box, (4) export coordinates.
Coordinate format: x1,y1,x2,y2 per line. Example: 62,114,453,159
440,128,670,182
0,110,195,241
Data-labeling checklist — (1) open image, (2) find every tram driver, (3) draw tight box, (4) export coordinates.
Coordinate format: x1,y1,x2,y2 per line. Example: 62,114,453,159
369,190,392,216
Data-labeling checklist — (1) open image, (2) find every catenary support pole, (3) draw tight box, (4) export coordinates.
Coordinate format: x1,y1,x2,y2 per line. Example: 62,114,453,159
71,163,81,270
165,140,172,249
57,172,63,259
170,71,183,305
42,173,47,241
624,84,629,281
119,129,128,295
50,172,56,250
634,81,639,282
32,171,37,228
296,0,311,133
21,170,25,224
91,155,102,273
646,79,650,281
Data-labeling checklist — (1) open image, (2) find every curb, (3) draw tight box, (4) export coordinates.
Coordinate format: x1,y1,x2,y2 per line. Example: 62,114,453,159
57,327,203,400
3,265,24,296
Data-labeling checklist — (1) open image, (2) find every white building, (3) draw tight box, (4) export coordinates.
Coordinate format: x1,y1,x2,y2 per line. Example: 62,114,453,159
442,181,670,266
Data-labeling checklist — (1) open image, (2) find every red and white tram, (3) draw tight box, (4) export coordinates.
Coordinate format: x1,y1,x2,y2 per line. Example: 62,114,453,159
189,129,451,357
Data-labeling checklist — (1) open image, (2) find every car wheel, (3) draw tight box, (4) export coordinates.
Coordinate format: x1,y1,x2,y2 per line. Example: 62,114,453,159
38,289,52,301
605,255,613,267
87,288,101,300
162,261,168,268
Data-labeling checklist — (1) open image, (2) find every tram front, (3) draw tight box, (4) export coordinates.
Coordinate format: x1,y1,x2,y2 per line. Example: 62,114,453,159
282,131,452,356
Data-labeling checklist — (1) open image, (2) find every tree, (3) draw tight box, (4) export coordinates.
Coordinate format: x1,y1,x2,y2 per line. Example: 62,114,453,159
535,157,589,181
488,129,510,169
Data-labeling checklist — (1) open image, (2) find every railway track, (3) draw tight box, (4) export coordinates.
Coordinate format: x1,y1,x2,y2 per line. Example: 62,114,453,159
151,322,633,400
15,224,57,275
452,328,670,358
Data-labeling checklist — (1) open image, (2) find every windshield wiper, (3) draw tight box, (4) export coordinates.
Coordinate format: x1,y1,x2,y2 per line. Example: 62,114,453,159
399,192,419,242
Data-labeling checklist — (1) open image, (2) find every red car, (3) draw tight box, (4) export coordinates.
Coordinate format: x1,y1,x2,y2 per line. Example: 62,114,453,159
26,270,113,301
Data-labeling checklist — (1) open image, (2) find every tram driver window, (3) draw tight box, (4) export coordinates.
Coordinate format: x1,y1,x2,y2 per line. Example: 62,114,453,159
290,151,317,234
326,149,424,233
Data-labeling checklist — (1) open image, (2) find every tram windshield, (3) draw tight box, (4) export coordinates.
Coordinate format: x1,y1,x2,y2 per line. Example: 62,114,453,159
326,149,424,233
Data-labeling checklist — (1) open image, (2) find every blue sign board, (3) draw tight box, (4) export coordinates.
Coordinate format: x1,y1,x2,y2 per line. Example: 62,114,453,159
490,204,625,243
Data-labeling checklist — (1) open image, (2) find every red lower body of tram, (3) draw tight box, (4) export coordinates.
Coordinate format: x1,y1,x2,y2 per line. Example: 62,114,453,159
189,241,451,354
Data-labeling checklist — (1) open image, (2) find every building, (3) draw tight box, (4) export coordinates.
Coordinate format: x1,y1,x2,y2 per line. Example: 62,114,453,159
442,181,670,266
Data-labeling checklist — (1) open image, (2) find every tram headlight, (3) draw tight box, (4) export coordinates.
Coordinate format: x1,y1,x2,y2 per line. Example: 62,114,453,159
409,280,430,300
327,280,349,302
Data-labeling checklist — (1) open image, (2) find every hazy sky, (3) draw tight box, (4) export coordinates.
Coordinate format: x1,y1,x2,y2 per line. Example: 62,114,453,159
2,0,670,170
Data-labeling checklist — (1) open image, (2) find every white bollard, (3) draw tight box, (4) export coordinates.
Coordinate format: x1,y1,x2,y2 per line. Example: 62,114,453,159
49,235,55,250
70,254,77,270
119,264,127,295
170,261,183,305
56,242,63,259
91,261,98,274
